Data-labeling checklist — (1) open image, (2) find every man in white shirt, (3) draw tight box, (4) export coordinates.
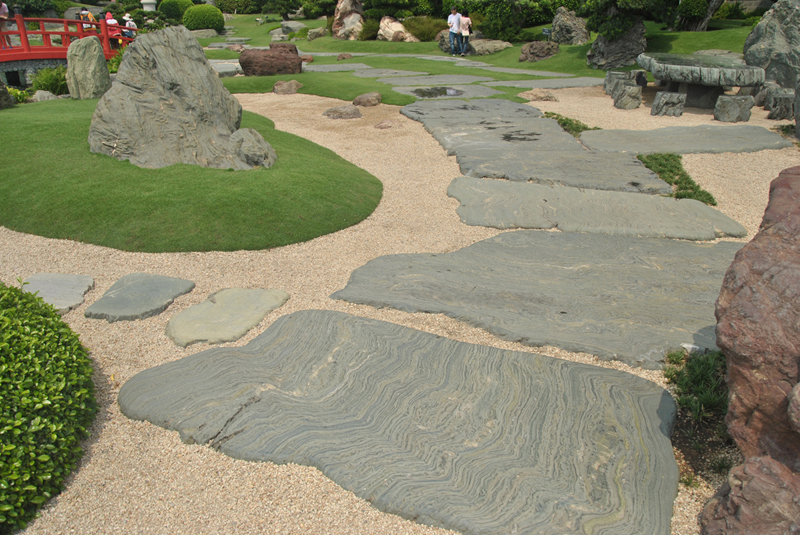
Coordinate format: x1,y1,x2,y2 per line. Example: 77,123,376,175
447,5,461,56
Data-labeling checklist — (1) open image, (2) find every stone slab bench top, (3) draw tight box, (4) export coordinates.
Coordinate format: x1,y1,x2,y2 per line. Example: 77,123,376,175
637,52,765,87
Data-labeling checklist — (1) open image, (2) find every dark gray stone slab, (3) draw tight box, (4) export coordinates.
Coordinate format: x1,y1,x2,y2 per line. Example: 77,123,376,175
165,288,290,347
332,231,743,369
302,63,372,72
479,67,574,77
351,69,428,78
377,74,494,86
119,309,678,535
637,52,764,87
24,273,94,314
392,85,504,99
85,273,195,322
483,77,604,89
580,125,793,154
448,176,747,240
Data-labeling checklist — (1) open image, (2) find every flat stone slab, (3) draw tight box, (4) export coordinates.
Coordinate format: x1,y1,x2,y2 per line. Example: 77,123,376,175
483,76,604,89
401,99,670,194
448,176,747,240
479,66,574,77
119,309,678,535
580,124,794,154
351,69,429,78
376,74,495,86
24,273,94,314
637,52,764,87
211,62,243,77
302,63,373,72
85,273,195,323
392,85,504,99
165,288,290,347
333,231,743,369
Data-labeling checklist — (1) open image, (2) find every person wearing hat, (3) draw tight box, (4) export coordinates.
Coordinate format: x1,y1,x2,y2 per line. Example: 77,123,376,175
78,7,96,31
447,5,461,56
122,13,137,38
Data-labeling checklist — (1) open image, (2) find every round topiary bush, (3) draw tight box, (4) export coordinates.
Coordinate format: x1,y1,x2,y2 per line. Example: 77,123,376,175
158,0,194,20
0,282,97,533
182,4,225,32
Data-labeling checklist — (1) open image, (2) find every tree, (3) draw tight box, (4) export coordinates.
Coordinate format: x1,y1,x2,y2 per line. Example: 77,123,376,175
263,0,303,19
582,0,678,39
677,0,725,31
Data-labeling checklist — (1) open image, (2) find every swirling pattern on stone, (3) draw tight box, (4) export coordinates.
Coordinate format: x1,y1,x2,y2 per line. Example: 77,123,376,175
119,310,678,535
637,53,764,87
332,231,743,369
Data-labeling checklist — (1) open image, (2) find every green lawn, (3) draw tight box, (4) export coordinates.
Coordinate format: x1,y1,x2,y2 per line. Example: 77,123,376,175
0,99,382,253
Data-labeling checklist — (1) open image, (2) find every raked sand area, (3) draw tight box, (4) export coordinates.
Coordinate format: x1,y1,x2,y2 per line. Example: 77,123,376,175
2,87,799,535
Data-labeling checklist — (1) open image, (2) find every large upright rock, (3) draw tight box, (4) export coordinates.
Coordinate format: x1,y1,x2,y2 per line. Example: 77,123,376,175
66,36,111,99
744,0,800,89
88,27,276,170
377,16,419,42
240,48,302,76
332,0,363,40
587,18,646,70
551,6,589,45
519,41,560,62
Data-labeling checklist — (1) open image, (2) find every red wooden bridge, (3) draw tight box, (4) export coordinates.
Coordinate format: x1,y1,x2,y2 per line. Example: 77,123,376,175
0,12,137,62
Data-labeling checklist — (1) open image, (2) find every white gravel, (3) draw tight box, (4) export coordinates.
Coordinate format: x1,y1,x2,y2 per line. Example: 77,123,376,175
2,88,798,535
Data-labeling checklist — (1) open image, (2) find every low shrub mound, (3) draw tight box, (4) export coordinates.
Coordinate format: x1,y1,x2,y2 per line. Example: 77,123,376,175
158,0,194,20
358,18,380,40
183,4,225,33
402,16,447,42
0,282,97,533
31,66,68,96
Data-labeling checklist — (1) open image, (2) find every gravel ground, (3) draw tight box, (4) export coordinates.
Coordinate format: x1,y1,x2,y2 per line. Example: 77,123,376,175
2,88,798,535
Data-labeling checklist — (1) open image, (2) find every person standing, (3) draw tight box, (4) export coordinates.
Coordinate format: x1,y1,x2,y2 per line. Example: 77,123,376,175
459,10,471,57
0,1,12,49
122,13,137,38
447,5,461,56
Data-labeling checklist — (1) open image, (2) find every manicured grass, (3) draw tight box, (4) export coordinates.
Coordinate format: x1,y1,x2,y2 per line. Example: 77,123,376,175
0,99,382,253
637,153,717,205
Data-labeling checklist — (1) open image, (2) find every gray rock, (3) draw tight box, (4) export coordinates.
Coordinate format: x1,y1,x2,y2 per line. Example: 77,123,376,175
165,288,289,347
323,104,362,119
332,231,743,369
66,36,111,99
767,89,795,120
651,91,686,116
30,90,58,102
352,68,427,78
226,128,277,167
353,91,381,106
89,27,276,170
587,18,646,70
307,27,327,40
269,28,286,39
744,0,800,89
376,74,493,86
212,62,243,78
0,82,14,109
191,29,218,39
120,309,678,535
225,37,251,43
273,79,303,94
85,273,195,322
281,20,306,34
519,41,560,62
551,6,589,45
466,38,513,56
24,273,95,314
581,124,792,154
483,77,604,89
638,52,764,88
447,176,747,240
604,70,647,94
714,95,755,122
332,0,363,40
613,82,642,109
763,82,789,110
789,383,800,434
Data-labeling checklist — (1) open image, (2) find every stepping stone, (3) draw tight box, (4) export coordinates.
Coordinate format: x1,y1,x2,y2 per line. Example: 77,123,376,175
225,37,251,43
448,176,747,240
207,42,227,49
392,85,504,100
483,76,605,89
332,231,743,369
479,66,575,77
376,74,494,86
165,288,290,347
401,99,670,194
580,124,793,154
85,273,195,323
211,62,243,78
352,69,428,78
119,309,679,535
23,273,94,315
302,63,372,72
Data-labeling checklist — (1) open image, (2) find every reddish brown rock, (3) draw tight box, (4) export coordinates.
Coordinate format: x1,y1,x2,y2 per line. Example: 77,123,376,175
519,41,560,62
701,456,800,535
269,42,298,55
337,53,353,61
239,49,302,76
299,55,314,63
226,44,245,52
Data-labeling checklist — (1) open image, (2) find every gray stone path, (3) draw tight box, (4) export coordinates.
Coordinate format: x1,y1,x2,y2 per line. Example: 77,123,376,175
377,74,495,86
24,273,94,315
483,76,605,89
392,85,504,99
165,288,290,347
302,63,373,72
332,231,743,369
85,273,195,322
448,176,747,240
351,69,428,78
119,309,678,535
581,124,794,154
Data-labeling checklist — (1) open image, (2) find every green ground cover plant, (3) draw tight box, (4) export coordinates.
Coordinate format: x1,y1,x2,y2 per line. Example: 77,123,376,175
31,66,68,96
0,281,97,533
543,111,601,137
637,153,717,205
0,99,382,253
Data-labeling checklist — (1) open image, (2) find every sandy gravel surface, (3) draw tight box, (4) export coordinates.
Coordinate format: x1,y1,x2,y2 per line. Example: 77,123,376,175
2,88,798,535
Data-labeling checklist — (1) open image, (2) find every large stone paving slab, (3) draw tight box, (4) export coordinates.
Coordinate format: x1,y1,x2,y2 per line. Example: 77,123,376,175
332,231,743,369
448,176,747,239
392,85,504,99
401,99,670,194
302,63,373,72
24,273,94,314
165,288,290,347
377,74,495,86
351,68,428,77
580,124,793,154
85,273,195,322
119,309,679,535
483,76,605,89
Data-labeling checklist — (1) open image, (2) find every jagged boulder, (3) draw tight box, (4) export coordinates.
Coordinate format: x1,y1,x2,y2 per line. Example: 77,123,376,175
551,6,589,45
353,92,381,106
651,91,686,116
766,88,795,120
307,27,327,40
714,95,755,122
273,80,302,94
519,41,560,62
612,83,642,109
744,0,800,89
332,0,363,40
0,82,15,110
240,48,302,76
467,38,512,56
66,36,111,99
323,104,362,119
377,16,419,42
587,18,646,70
88,27,276,170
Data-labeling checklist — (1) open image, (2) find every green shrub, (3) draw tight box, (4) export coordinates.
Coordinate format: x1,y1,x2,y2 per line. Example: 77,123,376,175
678,0,708,20
31,66,68,96
402,15,447,40
157,0,194,19
52,0,71,17
744,14,761,26
106,45,128,73
301,0,337,18
183,4,225,31
664,350,727,423
15,0,55,16
358,18,380,40
395,8,412,18
7,88,28,104
713,1,745,19
0,281,97,532
218,0,259,13
287,26,309,38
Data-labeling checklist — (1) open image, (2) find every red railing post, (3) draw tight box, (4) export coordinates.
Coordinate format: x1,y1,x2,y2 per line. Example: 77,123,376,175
99,18,110,55
14,10,30,53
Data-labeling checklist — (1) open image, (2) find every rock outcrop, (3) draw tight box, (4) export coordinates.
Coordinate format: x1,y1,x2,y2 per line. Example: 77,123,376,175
353,92,381,106
377,16,419,42
66,36,111,99
714,95,755,122
0,82,15,110
587,18,646,70
89,27,277,170
273,80,302,94
651,91,686,117
466,38,512,56
332,0,363,40
307,27,327,40
240,47,302,76
519,41,560,62
743,0,800,89
551,6,589,45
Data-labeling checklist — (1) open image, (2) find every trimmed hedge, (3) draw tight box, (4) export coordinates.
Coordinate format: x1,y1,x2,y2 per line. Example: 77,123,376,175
183,4,225,32
158,0,194,20
0,282,97,533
